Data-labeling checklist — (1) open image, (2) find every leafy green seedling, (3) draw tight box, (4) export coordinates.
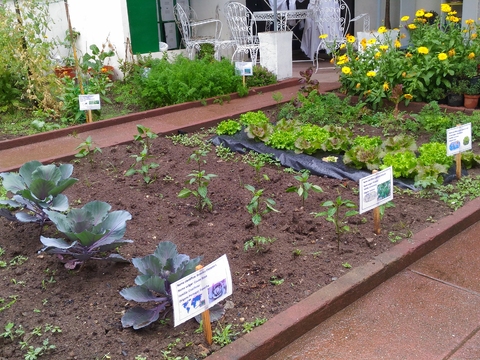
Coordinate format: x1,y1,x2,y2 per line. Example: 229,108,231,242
342,262,352,268
270,276,284,286
243,236,276,253
212,323,238,347
311,195,359,251
242,318,267,333
286,170,323,207
245,184,279,233
75,136,102,163
125,125,159,184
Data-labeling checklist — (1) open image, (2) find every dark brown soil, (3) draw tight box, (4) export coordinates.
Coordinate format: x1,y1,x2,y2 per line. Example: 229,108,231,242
0,117,476,359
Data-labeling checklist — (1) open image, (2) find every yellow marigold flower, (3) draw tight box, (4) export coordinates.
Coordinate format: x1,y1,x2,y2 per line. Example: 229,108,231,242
346,35,355,43
424,12,433,18
367,38,376,45
472,33,478,39
441,4,452,13
330,58,335,64
468,52,476,59
366,71,376,77
449,11,457,15
336,59,345,65
364,90,372,96
394,40,401,48
405,52,412,58
448,49,456,57
319,34,328,39
356,83,361,89
375,51,382,59
361,38,367,49
417,46,429,55
340,43,346,49
400,33,407,39
379,45,389,51
438,53,447,61
341,66,351,75
402,72,406,77
401,15,410,22
378,26,387,34
383,82,389,91
450,16,460,23
466,19,475,25
415,9,425,17
404,94,413,100
408,24,417,30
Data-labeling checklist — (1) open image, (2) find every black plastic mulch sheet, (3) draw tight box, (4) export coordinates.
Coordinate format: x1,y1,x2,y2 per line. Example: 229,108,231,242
210,132,465,191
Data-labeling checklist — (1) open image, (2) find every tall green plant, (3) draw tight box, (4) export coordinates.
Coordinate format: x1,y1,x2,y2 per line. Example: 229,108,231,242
244,184,279,233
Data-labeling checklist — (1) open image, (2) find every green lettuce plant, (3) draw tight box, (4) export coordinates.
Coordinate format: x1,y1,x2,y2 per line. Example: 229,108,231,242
381,151,418,178
343,136,383,170
39,200,133,269
0,161,78,225
120,241,202,330
216,119,241,136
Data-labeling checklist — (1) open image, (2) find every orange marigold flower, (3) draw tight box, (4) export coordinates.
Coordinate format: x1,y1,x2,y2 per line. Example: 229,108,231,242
448,49,456,57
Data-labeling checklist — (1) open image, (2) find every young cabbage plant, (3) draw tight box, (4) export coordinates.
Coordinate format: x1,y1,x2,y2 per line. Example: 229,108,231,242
39,200,133,269
0,161,78,225
119,241,202,330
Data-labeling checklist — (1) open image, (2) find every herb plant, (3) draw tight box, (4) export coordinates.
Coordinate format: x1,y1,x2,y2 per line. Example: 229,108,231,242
39,200,133,269
75,136,102,163
286,170,323,206
125,125,159,184
312,195,359,251
120,241,202,330
0,161,78,225
243,236,276,253
245,184,279,233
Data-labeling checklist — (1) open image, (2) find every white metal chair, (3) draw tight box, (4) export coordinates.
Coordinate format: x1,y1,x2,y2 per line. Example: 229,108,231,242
310,0,370,70
173,4,223,60
224,2,260,65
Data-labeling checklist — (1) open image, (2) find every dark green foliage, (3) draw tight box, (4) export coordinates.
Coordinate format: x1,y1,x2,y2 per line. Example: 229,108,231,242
245,65,277,87
139,56,244,108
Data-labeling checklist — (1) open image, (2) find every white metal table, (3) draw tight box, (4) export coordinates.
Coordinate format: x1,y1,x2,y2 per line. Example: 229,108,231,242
253,9,313,32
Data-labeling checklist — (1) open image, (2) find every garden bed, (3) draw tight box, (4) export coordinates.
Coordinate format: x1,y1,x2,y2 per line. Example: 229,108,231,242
2,107,480,359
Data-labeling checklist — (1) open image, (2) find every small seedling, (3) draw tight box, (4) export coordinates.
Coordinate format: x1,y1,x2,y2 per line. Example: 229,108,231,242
286,170,323,207
75,135,102,163
242,318,267,333
243,236,276,253
270,276,284,286
125,125,159,184
311,195,359,251
178,149,217,211
342,262,352,268
212,323,238,347
245,184,279,233
292,249,302,257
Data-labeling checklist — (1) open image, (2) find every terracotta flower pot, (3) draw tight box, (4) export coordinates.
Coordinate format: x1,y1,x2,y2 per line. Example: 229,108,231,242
101,65,115,81
463,94,480,109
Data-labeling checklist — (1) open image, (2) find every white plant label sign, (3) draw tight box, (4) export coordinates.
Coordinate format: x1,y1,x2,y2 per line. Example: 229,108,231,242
359,167,393,214
79,94,101,111
446,123,472,156
235,62,253,76
171,254,232,327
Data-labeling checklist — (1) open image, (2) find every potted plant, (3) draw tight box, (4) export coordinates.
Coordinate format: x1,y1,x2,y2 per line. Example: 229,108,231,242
460,79,480,108
447,80,466,107
54,29,81,79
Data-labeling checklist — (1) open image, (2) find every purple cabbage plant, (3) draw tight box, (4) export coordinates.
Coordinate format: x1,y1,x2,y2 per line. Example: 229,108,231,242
0,161,78,225
39,200,133,269
120,241,202,330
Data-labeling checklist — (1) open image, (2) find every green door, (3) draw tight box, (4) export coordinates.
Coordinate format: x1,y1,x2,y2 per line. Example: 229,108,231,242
126,0,160,54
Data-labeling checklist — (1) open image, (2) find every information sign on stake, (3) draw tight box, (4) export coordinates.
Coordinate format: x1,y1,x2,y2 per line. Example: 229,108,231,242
170,254,232,327
446,123,472,156
235,62,253,87
359,167,393,214
79,94,101,111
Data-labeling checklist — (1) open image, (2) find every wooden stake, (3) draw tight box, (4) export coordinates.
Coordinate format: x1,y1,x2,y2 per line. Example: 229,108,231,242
243,75,246,87
372,170,381,235
64,0,92,123
455,124,462,180
195,265,212,345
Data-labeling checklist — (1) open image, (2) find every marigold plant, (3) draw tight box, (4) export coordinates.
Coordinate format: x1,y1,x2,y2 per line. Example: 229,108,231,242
329,4,480,106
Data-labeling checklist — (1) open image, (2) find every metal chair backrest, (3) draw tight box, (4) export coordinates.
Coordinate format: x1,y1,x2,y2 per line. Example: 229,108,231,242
174,4,195,46
224,2,257,46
